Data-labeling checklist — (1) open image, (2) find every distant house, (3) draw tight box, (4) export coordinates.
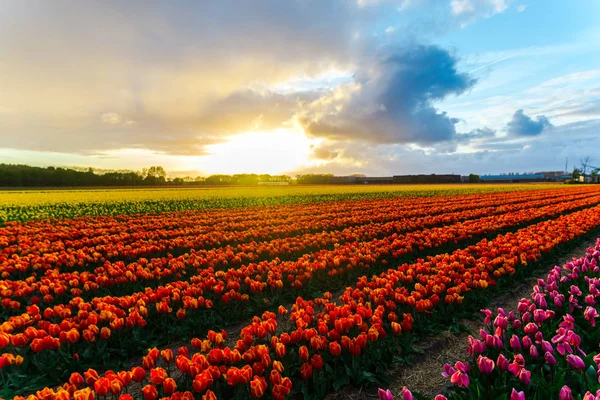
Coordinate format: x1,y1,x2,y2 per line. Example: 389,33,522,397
392,174,461,184
330,176,394,184
479,174,547,183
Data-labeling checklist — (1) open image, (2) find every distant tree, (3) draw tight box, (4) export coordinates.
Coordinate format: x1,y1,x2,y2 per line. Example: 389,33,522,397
573,168,581,180
468,173,480,183
591,168,599,183
296,174,334,184
143,166,167,185
580,157,593,179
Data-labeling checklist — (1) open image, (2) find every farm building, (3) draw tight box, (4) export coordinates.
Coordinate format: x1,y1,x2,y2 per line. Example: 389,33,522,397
480,174,548,183
393,174,462,184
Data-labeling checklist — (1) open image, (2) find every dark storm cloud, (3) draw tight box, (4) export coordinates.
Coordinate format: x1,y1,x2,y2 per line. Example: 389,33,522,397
506,109,553,136
299,45,476,145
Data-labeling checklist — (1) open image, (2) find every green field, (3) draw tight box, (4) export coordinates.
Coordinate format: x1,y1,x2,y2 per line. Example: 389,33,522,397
0,183,565,223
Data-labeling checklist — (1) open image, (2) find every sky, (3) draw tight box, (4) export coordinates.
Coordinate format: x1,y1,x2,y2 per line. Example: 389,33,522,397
1,0,599,177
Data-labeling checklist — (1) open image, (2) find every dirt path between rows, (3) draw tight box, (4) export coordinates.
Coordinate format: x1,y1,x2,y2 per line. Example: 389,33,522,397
325,236,600,400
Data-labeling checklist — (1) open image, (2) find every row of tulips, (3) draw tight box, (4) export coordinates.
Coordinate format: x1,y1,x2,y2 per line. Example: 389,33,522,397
3,190,597,311
6,197,600,398
392,238,600,399
3,187,585,278
4,187,578,252
1,193,599,391
2,191,599,368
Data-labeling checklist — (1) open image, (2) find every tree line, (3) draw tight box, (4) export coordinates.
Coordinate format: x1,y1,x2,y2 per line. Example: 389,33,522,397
0,164,300,187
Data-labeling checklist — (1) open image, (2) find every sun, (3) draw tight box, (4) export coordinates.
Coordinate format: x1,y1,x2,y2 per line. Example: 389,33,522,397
197,129,315,175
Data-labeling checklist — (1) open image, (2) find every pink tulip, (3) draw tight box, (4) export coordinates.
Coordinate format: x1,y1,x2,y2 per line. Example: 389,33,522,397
584,307,598,326
510,388,525,400
517,299,530,313
518,369,531,385
544,351,557,366
450,362,470,388
477,356,494,374
509,335,521,350
401,387,413,400
541,340,554,354
494,315,508,329
522,336,532,350
585,295,596,305
559,386,573,400
524,323,538,335
497,354,509,371
434,396,448,400
529,345,539,358
441,363,456,378
566,354,586,371
378,389,393,400
467,336,486,356
512,319,522,329
481,309,493,324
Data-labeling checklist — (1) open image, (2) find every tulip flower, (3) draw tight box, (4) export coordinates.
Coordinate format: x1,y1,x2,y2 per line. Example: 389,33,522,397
378,389,393,400
510,388,525,400
566,354,586,371
401,387,413,400
300,362,313,379
585,306,599,326
441,363,456,378
142,385,158,400
450,362,470,388
477,356,494,374
497,354,509,371
163,378,177,395
559,386,574,400
544,352,557,366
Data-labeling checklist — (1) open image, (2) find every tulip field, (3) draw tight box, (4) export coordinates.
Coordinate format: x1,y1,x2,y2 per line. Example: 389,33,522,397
1,184,600,399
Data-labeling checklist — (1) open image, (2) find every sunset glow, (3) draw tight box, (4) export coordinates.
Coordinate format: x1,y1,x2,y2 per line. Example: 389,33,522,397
198,130,316,175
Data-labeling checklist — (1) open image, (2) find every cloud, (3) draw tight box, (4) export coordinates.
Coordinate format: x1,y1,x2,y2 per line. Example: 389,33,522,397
298,45,476,145
101,112,137,126
455,127,496,142
450,0,510,19
0,0,522,158
517,4,527,12
506,109,553,136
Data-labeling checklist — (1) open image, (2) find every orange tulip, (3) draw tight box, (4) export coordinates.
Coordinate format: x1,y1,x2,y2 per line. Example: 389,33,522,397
299,345,309,362
131,366,147,382
73,388,94,400
300,362,313,379
93,377,109,397
250,376,268,398
141,385,158,400
163,378,177,395
69,373,84,388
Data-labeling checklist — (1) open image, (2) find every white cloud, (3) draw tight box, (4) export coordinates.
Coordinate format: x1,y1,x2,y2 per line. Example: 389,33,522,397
517,4,527,12
450,0,511,25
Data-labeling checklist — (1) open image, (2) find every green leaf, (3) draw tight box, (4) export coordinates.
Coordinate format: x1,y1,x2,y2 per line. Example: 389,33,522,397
333,374,350,391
